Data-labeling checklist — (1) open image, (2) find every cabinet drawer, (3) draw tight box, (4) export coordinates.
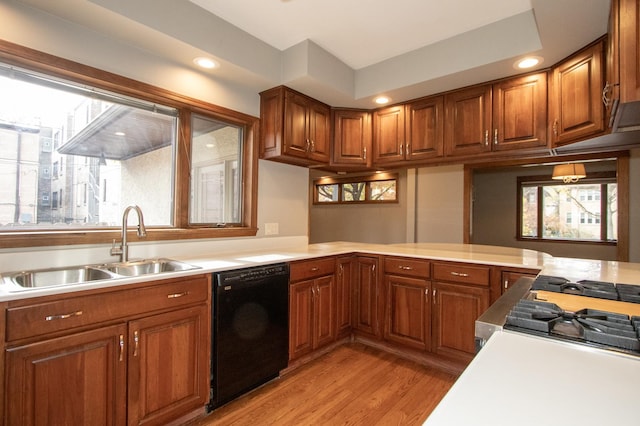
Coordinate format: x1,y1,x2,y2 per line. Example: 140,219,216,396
432,263,490,287
6,275,209,342
384,257,430,278
290,257,336,282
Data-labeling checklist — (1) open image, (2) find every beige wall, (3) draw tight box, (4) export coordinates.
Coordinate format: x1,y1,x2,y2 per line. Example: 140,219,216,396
309,169,408,244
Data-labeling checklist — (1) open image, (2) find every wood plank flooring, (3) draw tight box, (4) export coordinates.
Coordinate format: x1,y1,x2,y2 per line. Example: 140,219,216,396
191,343,457,426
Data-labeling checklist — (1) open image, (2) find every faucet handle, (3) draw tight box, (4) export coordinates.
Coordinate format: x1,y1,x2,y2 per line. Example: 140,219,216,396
110,239,123,256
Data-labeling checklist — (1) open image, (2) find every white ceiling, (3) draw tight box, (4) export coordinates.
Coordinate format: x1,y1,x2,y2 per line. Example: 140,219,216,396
17,0,611,108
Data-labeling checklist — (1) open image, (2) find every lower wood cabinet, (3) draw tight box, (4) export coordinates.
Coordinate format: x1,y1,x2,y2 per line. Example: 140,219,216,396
384,274,431,351
431,282,490,361
3,275,211,426
352,255,380,338
289,258,337,361
335,256,354,337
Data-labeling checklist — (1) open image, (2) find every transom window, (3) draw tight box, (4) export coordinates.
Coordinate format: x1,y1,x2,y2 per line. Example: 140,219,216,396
314,173,398,204
0,40,258,248
517,172,617,243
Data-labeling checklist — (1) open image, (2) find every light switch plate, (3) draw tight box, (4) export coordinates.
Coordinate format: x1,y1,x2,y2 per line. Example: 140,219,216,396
264,222,279,235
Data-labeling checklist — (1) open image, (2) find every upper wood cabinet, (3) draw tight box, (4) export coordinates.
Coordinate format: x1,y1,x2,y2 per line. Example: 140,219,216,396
373,96,444,166
618,0,640,103
445,72,548,156
332,109,372,168
550,40,605,146
444,85,493,156
260,86,331,166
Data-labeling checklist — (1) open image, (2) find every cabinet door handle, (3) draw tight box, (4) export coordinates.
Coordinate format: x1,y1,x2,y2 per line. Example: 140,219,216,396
553,119,558,136
450,271,469,277
432,288,437,304
45,310,83,321
119,334,125,362
602,82,611,107
399,143,403,156
405,143,410,157
363,147,367,160
305,139,310,152
398,265,413,270
484,130,489,146
133,330,139,357
504,280,509,289
167,291,188,299
310,140,315,152
494,128,498,145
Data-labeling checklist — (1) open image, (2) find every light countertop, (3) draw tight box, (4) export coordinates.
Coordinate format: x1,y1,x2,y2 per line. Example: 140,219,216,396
423,330,640,426
1,241,639,302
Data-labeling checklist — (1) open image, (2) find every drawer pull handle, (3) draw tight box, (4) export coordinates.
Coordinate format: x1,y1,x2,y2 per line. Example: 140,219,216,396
167,291,188,299
450,272,469,277
398,266,413,270
310,267,319,272
45,310,83,321
133,331,139,357
119,334,125,362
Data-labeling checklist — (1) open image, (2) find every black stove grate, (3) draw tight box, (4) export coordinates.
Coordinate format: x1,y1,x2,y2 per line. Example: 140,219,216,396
504,299,640,355
531,275,639,303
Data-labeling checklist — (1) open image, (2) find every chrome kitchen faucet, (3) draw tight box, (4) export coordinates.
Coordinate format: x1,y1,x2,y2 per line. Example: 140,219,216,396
110,205,147,262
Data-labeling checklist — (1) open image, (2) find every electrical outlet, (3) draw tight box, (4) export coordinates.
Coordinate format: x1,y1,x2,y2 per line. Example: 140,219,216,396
264,222,279,235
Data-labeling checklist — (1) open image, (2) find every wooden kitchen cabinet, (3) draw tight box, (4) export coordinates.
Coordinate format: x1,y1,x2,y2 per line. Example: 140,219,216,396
445,72,547,157
289,257,336,361
383,257,432,351
550,39,605,145
352,255,381,338
260,86,331,166
128,305,209,426
6,324,128,425
618,0,640,104
332,109,372,168
335,256,354,337
3,275,211,426
500,268,539,294
372,96,444,166
431,262,490,361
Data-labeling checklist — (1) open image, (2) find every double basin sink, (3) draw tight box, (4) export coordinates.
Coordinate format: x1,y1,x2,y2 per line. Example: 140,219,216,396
2,258,200,291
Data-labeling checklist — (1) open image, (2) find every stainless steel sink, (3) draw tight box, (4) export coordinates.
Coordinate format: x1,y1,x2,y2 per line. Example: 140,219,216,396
2,258,200,290
4,266,118,289
103,258,200,277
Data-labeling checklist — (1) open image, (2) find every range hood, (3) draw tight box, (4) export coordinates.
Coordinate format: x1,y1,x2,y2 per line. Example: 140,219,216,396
611,99,640,133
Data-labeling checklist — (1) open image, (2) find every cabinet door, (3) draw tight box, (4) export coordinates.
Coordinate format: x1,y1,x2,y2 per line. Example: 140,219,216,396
619,0,640,103
501,270,538,294
444,85,492,156
550,40,605,145
128,305,209,426
493,72,548,151
335,256,353,337
432,282,490,361
373,105,406,164
406,96,444,161
384,275,431,351
284,90,312,158
352,256,380,337
314,275,336,348
332,109,372,167
289,279,314,360
5,324,127,426
307,101,331,162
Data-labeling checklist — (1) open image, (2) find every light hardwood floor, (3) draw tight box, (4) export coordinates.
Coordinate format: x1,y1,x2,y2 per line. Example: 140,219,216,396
191,343,457,426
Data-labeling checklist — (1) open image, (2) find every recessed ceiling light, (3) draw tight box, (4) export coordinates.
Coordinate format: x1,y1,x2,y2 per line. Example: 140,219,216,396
193,57,218,69
515,56,543,69
374,96,391,105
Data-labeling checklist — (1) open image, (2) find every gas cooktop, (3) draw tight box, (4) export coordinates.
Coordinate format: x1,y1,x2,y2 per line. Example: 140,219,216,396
531,275,640,304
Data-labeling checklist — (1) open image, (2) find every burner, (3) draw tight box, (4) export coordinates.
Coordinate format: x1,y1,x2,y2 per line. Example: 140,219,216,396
504,300,640,355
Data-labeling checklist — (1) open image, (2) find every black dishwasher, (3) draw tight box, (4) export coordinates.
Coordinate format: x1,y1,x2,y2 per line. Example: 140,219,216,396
208,263,289,410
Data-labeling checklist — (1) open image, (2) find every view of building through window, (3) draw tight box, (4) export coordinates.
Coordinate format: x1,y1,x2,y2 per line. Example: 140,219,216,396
0,67,178,229
520,181,617,241
315,174,398,204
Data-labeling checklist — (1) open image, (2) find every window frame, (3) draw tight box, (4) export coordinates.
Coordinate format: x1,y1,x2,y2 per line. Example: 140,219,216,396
516,171,617,245
313,172,399,205
0,39,258,248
